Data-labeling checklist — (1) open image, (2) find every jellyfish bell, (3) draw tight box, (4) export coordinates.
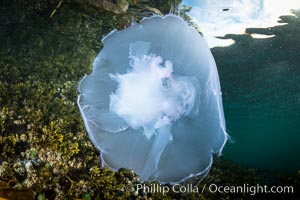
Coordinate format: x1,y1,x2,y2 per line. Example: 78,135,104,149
77,14,228,183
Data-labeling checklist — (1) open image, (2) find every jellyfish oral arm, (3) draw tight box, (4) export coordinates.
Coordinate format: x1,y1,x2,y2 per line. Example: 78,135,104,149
109,41,198,139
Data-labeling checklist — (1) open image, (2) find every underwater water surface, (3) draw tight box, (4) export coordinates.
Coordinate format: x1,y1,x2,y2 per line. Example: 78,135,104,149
179,0,300,172
213,12,300,171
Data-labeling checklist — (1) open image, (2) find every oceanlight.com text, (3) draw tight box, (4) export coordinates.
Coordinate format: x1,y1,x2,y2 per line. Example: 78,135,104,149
131,183,294,195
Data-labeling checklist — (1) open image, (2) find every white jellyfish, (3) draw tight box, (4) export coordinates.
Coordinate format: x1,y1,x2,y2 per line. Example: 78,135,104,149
77,14,228,183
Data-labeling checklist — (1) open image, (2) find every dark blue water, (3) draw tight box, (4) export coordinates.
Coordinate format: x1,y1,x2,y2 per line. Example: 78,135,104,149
212,11,300,172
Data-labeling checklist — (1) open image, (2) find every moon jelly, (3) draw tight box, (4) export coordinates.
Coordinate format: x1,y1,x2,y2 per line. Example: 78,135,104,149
77,14,228,183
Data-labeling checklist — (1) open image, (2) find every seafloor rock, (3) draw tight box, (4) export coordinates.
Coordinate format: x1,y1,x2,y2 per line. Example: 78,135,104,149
75,0,129,13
